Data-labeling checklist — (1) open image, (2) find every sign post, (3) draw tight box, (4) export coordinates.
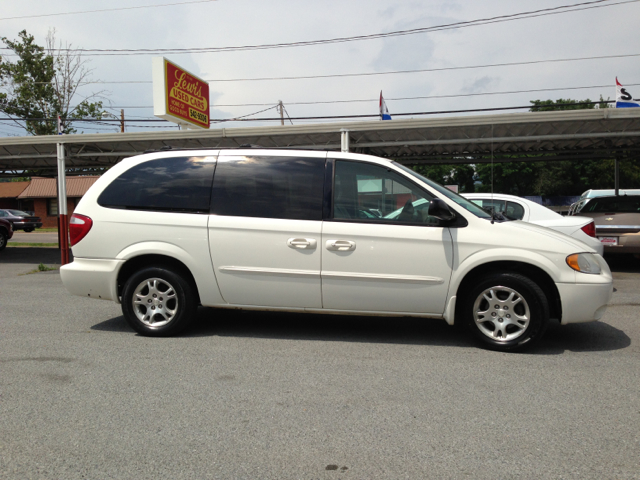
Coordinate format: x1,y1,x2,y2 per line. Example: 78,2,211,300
153,57,210,129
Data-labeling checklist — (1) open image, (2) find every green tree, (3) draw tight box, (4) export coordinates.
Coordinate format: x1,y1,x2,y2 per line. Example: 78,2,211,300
529,96,610,112
0,29,106,135
413,163,477,193
475,161,542,196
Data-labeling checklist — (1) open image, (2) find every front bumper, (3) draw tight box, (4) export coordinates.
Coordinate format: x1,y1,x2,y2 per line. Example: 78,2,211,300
556,282,613,324
60,258,124,302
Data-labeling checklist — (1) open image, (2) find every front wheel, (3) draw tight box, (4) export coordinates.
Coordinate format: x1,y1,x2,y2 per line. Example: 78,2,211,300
121,266,198,336
23,228,34,232
460,273,550,352
0,231,7,251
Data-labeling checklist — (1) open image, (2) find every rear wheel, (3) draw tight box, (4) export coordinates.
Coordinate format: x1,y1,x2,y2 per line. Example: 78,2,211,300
0,231,7,251
121,266,197,336
461,273,549,352
24,228,34,232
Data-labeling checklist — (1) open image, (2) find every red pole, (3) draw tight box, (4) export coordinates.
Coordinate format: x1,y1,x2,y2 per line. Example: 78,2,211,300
59,213,69,265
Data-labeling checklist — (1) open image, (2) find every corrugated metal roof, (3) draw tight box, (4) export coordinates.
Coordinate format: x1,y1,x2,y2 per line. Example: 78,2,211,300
18,176,99,198
0,181,29,198
1,108,639,176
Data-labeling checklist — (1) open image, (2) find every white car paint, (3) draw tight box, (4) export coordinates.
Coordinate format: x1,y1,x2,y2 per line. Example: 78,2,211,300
60,149,613,347
462,193,604,255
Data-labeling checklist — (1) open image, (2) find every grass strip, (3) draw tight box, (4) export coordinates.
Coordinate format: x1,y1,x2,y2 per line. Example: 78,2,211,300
7,243,58,248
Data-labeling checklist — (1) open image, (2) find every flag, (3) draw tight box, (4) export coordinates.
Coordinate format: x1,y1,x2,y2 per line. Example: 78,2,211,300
616,78,640,108
379,91,392,120
57,115,64,135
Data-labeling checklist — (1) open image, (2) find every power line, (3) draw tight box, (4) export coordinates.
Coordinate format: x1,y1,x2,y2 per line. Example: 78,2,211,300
211,105,280,123
91,82,637,110
2,0,636,55
0,0,218,21
31,53,638,85
0,100,618,125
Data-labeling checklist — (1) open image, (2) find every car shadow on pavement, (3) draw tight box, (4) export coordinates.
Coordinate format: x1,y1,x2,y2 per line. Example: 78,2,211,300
92,307,630,353
533,320,631,354
604,254,640,273
0,247,67,265
93,308,475,348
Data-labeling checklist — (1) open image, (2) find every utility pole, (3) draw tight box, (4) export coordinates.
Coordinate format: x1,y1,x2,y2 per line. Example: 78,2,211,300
120,109,125,133
278,100,284,126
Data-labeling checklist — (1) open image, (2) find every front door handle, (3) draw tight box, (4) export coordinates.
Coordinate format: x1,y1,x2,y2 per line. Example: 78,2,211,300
326,240,356,251
287,238,317,249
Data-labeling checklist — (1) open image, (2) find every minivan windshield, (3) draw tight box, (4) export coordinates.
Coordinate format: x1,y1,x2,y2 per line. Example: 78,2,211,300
393,163,491,219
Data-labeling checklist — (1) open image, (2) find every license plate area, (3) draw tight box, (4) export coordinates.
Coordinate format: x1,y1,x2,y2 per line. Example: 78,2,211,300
598,236,618,246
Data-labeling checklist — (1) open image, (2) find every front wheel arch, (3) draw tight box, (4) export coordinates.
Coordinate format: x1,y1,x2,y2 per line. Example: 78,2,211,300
454,261,561,323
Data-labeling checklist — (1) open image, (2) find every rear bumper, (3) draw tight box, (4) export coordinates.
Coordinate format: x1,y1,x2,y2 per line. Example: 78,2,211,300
13,221,42,230
598,231,640,254
557,282,613,324
60,258,124,302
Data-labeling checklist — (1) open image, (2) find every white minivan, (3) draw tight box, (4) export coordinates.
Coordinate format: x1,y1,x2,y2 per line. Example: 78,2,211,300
60,149,613,352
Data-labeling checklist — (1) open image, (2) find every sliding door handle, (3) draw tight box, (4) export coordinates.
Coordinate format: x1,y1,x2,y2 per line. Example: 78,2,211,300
326,240,356,251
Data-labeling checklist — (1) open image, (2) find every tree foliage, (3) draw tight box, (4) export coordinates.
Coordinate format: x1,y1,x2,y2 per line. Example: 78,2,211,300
0,29,106,135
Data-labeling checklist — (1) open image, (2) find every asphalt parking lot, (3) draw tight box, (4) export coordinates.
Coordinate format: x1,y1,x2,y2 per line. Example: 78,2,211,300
1,248,639,479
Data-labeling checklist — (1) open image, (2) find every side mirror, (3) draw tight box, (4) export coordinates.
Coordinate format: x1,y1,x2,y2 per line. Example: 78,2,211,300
428,198,455,223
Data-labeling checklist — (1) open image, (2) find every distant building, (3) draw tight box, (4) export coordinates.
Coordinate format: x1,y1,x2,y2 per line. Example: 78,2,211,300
0,176,100,228
0,181,30,210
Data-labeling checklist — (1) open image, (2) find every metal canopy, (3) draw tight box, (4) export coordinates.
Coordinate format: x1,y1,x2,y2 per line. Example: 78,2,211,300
1,108,639,176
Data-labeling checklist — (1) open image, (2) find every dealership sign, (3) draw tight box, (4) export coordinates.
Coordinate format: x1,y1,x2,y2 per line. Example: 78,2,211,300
152,57,210,129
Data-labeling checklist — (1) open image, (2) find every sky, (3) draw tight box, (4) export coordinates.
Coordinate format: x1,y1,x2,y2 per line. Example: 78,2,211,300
0,0,639,136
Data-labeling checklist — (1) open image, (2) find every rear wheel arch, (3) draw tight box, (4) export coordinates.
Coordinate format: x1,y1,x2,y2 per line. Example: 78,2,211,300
117,254,200,304
454,261,561,322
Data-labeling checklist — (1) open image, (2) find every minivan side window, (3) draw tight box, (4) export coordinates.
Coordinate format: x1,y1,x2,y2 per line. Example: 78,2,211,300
98,157,216,214
210,156,325,220
332,160,437,225
97,156,216,213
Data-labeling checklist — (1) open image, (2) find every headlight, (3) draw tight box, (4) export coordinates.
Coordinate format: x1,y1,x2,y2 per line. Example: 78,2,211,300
566,253,602,274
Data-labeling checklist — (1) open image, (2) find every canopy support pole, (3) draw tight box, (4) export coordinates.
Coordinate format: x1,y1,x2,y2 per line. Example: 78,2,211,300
341,129,350,152
57,143,69,265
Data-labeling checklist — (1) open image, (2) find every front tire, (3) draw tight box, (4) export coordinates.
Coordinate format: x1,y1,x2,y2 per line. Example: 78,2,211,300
121,266,197,336
24,228,34,232
460,273,550,352
0,231,7,251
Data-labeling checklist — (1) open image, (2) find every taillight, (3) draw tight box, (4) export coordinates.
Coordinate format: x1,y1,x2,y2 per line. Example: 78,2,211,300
69,213,93,246
581,221,596,238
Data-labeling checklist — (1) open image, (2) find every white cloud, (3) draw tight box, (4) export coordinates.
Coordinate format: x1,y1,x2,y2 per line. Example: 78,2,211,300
0,0,638,134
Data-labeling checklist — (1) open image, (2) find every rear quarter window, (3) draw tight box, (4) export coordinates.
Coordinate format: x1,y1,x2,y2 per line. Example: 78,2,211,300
98,156,216,213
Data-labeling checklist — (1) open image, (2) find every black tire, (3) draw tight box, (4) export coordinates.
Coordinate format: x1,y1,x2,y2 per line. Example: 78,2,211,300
0,230,7,251
460,272,549,352
24,228,34,232
121,266,198,336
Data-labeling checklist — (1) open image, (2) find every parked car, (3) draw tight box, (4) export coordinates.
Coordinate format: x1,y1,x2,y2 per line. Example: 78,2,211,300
60,149,613,352
569,189,640,215
574,195,640,254
461,193,604,255
0,209,42,232
0,216,14,251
